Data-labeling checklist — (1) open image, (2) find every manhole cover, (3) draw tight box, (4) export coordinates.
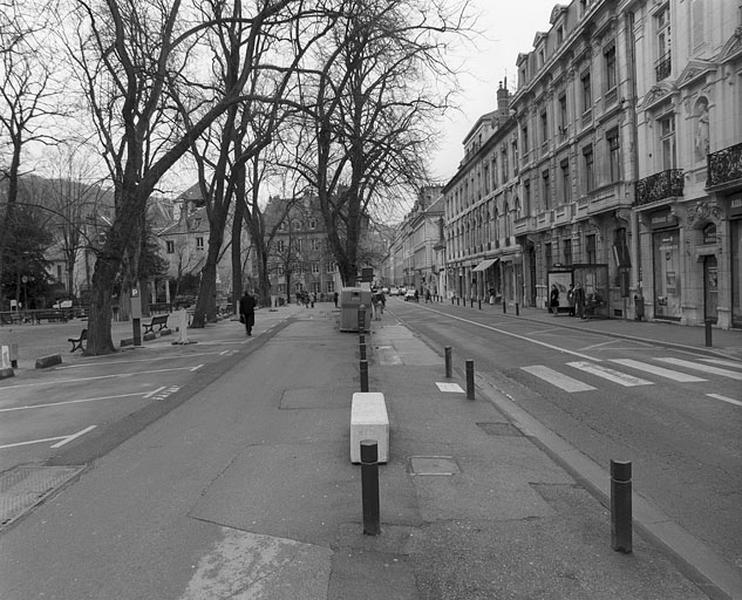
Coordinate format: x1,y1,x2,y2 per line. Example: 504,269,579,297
409,456,459,476
477,422,523,437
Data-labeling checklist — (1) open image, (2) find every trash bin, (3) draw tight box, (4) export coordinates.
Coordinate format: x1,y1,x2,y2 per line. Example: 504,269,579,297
633,293,644,321
339,287,372,332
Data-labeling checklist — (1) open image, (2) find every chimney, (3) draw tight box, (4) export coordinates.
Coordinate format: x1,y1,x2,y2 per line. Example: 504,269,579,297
497,80,509,112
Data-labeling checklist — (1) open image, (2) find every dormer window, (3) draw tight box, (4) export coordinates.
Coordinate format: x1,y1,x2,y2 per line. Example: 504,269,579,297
557,26,564,45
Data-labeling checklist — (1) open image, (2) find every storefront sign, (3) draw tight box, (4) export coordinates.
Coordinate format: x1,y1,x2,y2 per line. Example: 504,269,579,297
729,193,742,217
650,210,676,229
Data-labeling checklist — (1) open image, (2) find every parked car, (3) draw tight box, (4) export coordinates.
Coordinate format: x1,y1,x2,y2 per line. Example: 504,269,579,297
389,287,399,296
404,289,416,301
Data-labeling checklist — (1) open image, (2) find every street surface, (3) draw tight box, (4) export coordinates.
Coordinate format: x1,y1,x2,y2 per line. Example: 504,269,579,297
387,297,742,572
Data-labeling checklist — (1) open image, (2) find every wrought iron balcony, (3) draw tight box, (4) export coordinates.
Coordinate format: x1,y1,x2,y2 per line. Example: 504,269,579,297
655,53,671,82
634,169,684,206
707,142,742,189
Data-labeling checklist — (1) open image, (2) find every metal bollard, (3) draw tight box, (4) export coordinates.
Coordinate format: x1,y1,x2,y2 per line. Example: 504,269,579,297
705,319,713,347
515,302,520,316
360,342,367,361
445,346,452,378
610,460,632,553
465,359,475,400
470,298,474,308
457,297,460,306
360,440,380,535
502,301,507,314
478,298,482,310
360,359,369,392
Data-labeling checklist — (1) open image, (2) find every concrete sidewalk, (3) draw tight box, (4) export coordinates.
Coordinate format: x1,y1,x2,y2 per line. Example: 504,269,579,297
1,306,733,599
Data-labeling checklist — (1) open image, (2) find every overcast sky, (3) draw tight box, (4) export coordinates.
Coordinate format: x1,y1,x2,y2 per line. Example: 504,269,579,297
429,0,560,184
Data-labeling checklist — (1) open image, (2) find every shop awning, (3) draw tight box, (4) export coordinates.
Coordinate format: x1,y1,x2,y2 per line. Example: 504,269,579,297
472,258,499,272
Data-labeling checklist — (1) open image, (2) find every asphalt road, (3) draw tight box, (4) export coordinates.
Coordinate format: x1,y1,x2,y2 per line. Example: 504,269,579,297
386,297,742,573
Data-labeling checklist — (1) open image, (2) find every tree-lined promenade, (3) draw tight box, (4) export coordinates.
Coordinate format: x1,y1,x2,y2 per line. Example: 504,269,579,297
1,0,474,354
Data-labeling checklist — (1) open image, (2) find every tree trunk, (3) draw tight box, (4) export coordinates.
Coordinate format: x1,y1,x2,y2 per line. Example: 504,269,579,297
231,181,245,314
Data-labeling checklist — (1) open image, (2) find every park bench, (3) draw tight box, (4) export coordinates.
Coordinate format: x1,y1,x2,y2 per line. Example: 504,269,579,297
143,314,169,335
34,309,68,323
68,328,87,352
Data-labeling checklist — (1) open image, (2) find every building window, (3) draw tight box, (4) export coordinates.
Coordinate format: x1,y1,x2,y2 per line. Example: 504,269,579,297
563,238,572,265
582,145,594,193
557,26,564,45
586,234,596,264
512,140,518,174
492,157,498,188
607,129,620,182
196,237,204,250
326,262,336,273
604,42,617,91
655,4,671,81
166,240,174,254
521,124,529,155
523,179,531,214
560,159,571,204
276,239,285,253
659,114,676,170
545,242,553,270
311,238,320,251
309,218,317,229
277,264,285,275
542,169,551,210
279,221,287,231
558,94,567,139
501,146,509,181
296,239,302,251
483,162,490,194
327,281,335,293
540,110,548,147
581,71,592,113
312,262,320,274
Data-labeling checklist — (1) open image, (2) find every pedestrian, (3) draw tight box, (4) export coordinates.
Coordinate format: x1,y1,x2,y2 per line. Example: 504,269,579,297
239,289,256,336
549,284,560,314
567,283,576,316
371,289,383,320
414,289,419,303
574,282,586,319
311,292,316,308
425,289,431,303
333,291,339,308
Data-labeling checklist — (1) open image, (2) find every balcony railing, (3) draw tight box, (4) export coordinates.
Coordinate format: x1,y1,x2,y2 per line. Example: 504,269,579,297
707,142,742,189
655,52,671,82
634,169,684,206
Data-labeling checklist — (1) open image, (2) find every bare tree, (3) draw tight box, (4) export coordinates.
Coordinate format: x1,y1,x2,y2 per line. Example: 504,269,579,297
59,0,317,354
0,0,64,307
291,0,470,285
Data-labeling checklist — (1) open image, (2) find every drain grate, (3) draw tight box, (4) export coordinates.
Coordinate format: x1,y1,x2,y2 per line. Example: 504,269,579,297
476,422,523,437
0,465,84,528
409,456,460,476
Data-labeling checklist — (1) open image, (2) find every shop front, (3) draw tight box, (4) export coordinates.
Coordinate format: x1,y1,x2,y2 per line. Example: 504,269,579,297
649,210,682,321
731,201,742,328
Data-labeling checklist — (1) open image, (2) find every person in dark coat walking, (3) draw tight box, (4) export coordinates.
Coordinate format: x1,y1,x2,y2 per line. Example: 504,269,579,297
549,284,560,314
239,290,256,336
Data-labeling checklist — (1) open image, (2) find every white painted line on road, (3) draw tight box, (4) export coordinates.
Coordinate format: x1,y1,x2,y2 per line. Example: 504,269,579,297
698,358,742,370
0,392,147,413
655,358,742,381
54,351,226,369
521,366,596,392
0,365,206,389
706,393,742,408
50,425,97,448
417,306,601,361
436,382,464,393
567,361,653,387
609,359,707,383
579,340,622,351
0,425,96,450
190,364,204,372
219,350,230,356
144,386,166,399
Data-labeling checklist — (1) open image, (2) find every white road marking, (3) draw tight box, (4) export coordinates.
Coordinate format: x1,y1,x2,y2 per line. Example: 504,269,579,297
144,386,166,399
0,425,96,450
54,351,226,369
190,364,204,372
0,392,147,413
567,361,653,387
436,382,464,393
0,365,205,389
698,358,742,370
579,340,623,351
609,359,706,383
706,393,742,408
654,358,742,380
417,307,601,361
50,425,97,448
521,366,596,392
219,350,230,356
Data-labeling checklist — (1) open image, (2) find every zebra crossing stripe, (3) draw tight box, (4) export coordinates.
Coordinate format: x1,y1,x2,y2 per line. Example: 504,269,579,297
609,359,706,382
521,366,596,392
654,358,742,381
567,361,653,387
698,358,742,370
706,393,742,408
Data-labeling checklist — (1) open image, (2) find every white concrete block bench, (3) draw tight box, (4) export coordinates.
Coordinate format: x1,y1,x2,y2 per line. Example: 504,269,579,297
350,392,389,464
